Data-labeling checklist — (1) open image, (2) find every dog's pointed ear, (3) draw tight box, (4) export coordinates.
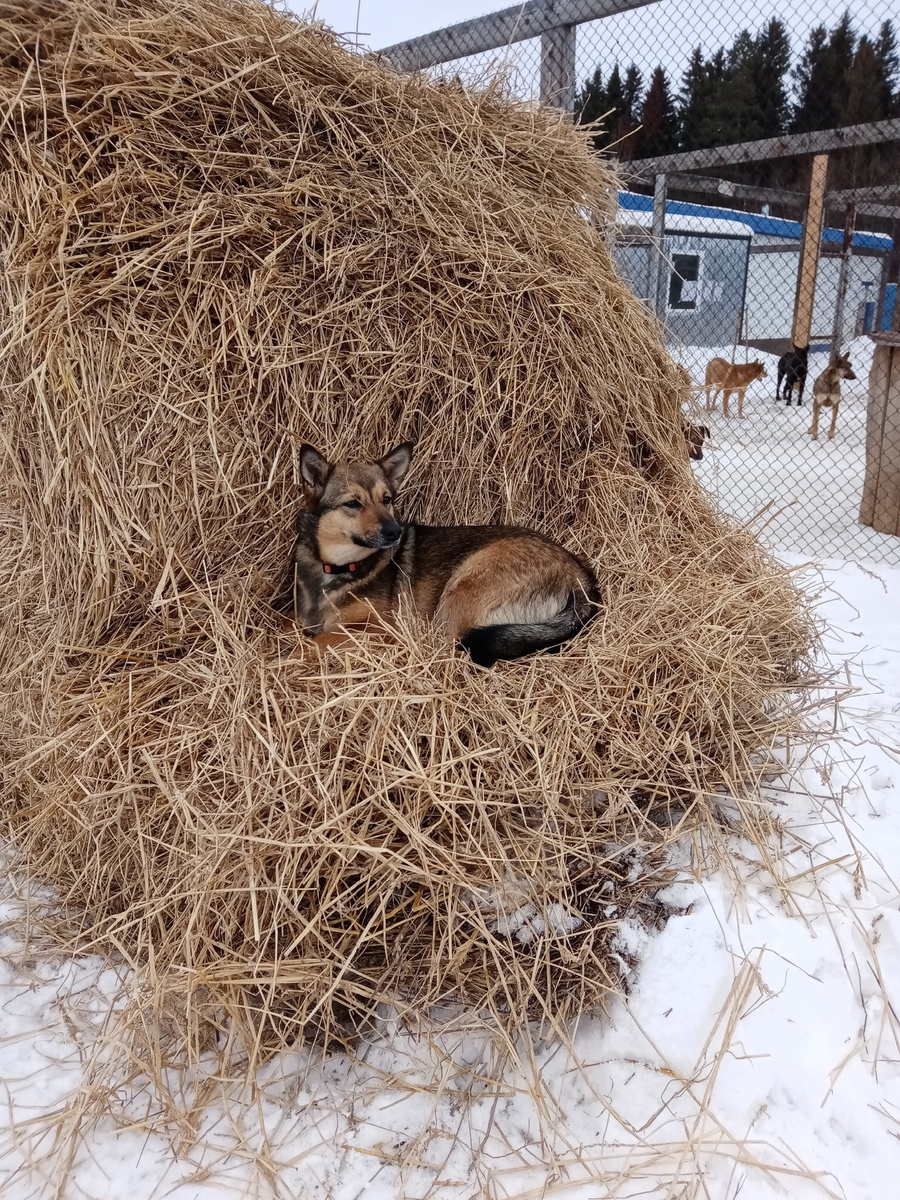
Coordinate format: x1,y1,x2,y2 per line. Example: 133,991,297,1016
299,444,331,497
378,442,414,490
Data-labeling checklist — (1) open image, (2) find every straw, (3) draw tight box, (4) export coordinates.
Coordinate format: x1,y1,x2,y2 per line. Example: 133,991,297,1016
0,0,819,1074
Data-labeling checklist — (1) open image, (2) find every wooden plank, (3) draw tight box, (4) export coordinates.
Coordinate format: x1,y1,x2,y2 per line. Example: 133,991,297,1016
662,173,899,218
791,154,828,350
860,343,900,537
378,0,660,72
829,185,900,204
665,173,807,208
829,201,900,220
859,346,883,527
539,24,576,110
822,186,899,219
626,118,900,177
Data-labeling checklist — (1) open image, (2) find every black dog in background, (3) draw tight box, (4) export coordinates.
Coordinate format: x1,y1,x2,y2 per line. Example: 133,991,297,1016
777,345,809,405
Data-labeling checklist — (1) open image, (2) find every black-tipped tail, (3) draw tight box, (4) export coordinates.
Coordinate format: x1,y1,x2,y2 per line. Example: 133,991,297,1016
460,592,597,669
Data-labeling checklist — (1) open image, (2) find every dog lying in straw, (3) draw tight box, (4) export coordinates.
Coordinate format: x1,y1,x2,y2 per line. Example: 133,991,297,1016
275,443,600,666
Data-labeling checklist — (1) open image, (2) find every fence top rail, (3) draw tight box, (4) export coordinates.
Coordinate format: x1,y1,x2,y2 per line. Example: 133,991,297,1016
377,0,660,72
661,174,900,219
625,119,900,177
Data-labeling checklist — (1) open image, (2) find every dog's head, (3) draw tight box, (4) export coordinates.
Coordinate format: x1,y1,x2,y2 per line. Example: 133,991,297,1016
751,360,768,381
683,421,710,461
298,442,414,565
834,352,856,381
781,346,808,370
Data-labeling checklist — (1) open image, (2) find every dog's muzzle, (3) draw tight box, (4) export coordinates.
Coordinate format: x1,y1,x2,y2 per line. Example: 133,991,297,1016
353,523,402,550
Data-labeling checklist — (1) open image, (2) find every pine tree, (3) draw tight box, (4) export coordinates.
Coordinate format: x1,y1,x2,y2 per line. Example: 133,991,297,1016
874,20,899,115
637,66,679,159
604,64,624,117
753,18,791,138
829,10,857,83
599,65,641,158
695,45,734,148
575,66,608,150
623,64,643,120
791,14,857,132
842,36,884,125
792,24,829,132
617,64,643,160
679,46,725,150
678,46,708,150
838,30,898,188
723,31,764,143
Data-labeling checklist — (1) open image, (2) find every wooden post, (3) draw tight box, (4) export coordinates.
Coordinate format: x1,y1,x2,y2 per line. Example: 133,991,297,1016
860,334,900,536
539,25,576,111
830,201,856,357
791,154,829,350
645,173,667,320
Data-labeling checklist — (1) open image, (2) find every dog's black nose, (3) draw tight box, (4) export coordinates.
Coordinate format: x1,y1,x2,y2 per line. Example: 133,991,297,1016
381,521,401,543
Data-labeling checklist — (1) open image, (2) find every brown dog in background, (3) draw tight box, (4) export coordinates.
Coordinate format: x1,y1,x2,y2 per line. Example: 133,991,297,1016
275,442,599,667
683,420,710,461
809,352,857,440
704,357,767,419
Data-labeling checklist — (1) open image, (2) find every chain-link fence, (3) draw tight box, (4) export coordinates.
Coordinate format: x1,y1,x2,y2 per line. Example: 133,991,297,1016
380,0,900,567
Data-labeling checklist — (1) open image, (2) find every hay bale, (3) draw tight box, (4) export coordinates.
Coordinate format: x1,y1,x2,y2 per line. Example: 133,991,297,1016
0,0,816,1059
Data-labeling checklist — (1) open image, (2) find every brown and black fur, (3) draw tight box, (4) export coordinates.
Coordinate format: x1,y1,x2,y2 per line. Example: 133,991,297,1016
683,420,710,461
274,443,600,667
809,352,856,440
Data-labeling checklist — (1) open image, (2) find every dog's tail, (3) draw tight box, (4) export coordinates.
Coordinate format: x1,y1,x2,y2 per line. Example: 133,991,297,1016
460,588,599,669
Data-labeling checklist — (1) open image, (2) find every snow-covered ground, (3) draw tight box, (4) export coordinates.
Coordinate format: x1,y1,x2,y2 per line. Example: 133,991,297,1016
677,336,899,567
1,557,899,1200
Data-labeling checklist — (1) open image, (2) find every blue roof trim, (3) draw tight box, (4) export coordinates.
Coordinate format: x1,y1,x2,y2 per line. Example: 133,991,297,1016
618,191,892,251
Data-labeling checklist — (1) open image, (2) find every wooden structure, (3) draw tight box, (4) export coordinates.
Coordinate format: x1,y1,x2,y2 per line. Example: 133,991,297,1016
629,126,900,346
378,0,660,110
626,119,900,178
660,175,900,221
792,154,829,350
861,333,900,538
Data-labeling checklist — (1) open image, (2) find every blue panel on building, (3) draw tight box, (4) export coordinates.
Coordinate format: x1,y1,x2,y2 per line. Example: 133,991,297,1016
617,192,893,252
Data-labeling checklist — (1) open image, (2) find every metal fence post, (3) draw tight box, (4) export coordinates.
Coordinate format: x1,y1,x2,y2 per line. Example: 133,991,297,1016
646,173,667,320
831,202,856,358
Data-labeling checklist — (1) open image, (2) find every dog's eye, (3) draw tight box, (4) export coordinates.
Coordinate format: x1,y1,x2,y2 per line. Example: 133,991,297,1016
343,499,362,510
383,495,393,506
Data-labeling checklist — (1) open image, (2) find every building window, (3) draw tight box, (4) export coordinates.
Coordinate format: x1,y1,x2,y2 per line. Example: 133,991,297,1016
669,254,701,309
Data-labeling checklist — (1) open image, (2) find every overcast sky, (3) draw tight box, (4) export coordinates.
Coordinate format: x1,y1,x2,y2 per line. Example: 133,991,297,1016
299,2,489,50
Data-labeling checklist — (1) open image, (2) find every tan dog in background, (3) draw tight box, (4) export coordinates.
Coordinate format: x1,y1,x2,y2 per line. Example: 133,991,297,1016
704,357,767,418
